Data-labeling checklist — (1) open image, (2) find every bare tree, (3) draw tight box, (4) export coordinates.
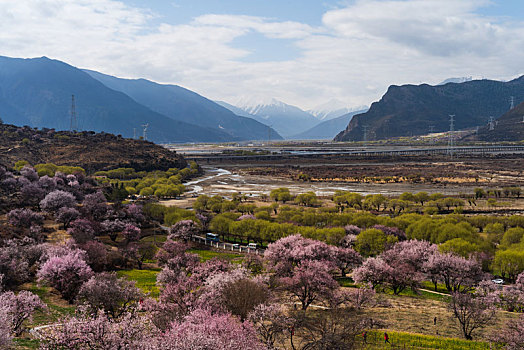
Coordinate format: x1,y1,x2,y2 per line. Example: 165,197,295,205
221,278,269,321
449,291,497,340
294,307,374,350
248,303,292,349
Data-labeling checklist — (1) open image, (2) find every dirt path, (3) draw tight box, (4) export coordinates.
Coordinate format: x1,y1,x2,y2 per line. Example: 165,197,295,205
44,220,69,244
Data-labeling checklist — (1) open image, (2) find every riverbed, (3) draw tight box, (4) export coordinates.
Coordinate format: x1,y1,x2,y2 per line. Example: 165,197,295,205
160,166,475,208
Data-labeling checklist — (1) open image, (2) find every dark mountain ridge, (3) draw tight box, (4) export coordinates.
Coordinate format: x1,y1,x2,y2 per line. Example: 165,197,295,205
0,56,282,143
335,77,524,141
0,56,237,143
84,70,282,141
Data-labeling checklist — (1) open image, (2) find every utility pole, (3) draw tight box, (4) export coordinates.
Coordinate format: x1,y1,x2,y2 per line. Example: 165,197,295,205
362,125,369,148
447,115,455,158
141,123,149,141
69,95,77,132
488,116,495,131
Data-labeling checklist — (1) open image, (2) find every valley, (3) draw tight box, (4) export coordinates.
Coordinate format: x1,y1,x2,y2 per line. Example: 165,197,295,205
1,2,524,348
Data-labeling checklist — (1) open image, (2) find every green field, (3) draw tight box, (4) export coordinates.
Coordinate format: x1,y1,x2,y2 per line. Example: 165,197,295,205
13,338,40,350
337,278,450,302
25,284,76,326
189,248,244,262
363,330,499,349
117,269,161,298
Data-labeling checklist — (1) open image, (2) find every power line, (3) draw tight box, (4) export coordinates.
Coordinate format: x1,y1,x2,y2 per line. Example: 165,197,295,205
362,125,369,147
141,123,149,141
488,116,495,131
447,115,455,158
69,95,77,132
383,119,389,139
429,125,435,144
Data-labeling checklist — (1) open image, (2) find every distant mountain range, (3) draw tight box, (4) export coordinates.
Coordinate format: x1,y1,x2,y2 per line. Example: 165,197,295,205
0,56,282,143
335,77,524,142
227,96,320,138
291,109,367,140
476,100,524,141
6,55,518,144
84,70,281,142
307,99,367,121
217,98,368,139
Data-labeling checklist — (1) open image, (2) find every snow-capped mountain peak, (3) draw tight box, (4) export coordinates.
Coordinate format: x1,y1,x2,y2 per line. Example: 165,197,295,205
236,95,281,108
308,99,368,121
235,95,298,117
229,95,319,138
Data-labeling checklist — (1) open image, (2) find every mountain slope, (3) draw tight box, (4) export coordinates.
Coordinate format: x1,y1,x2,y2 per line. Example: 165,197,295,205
215,100,258,119
291,109,367,139
85,70,282,141
0,56,235,143
476,101,524,141
335,77,524,141
233,96,320,138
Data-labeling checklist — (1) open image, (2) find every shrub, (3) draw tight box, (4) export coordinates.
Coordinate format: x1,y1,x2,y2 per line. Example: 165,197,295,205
7,209,44,228
77,272,144,318
0,291,46,336
40,190,76,213
37,250,93,302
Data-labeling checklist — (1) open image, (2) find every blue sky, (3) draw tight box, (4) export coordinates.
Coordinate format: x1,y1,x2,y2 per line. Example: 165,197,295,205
129,0,524,24
0,0,523,109
126,0,334,62
130,0,331,25
125,0,524,63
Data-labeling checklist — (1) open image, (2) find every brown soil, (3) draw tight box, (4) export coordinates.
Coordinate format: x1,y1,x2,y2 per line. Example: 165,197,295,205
237,156,524,187
363,294,518,341
44,220,69,245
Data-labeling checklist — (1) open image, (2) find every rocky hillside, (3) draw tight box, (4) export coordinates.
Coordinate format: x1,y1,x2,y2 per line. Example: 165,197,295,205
0,123,186,172
476,101,524,141
335,77,524,141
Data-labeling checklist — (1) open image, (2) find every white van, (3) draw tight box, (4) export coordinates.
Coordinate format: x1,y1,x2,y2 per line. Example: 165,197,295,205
248,243,258,249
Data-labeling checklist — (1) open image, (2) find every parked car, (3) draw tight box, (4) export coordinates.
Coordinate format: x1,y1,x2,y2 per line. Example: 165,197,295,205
492,278,504,285
248,243,258,249
205,233,219,243
231,243,240,249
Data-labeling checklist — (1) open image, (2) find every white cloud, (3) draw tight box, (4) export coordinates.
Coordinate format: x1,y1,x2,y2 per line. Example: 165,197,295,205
193,14,317,39
322,0,505,57
0,0,523,110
